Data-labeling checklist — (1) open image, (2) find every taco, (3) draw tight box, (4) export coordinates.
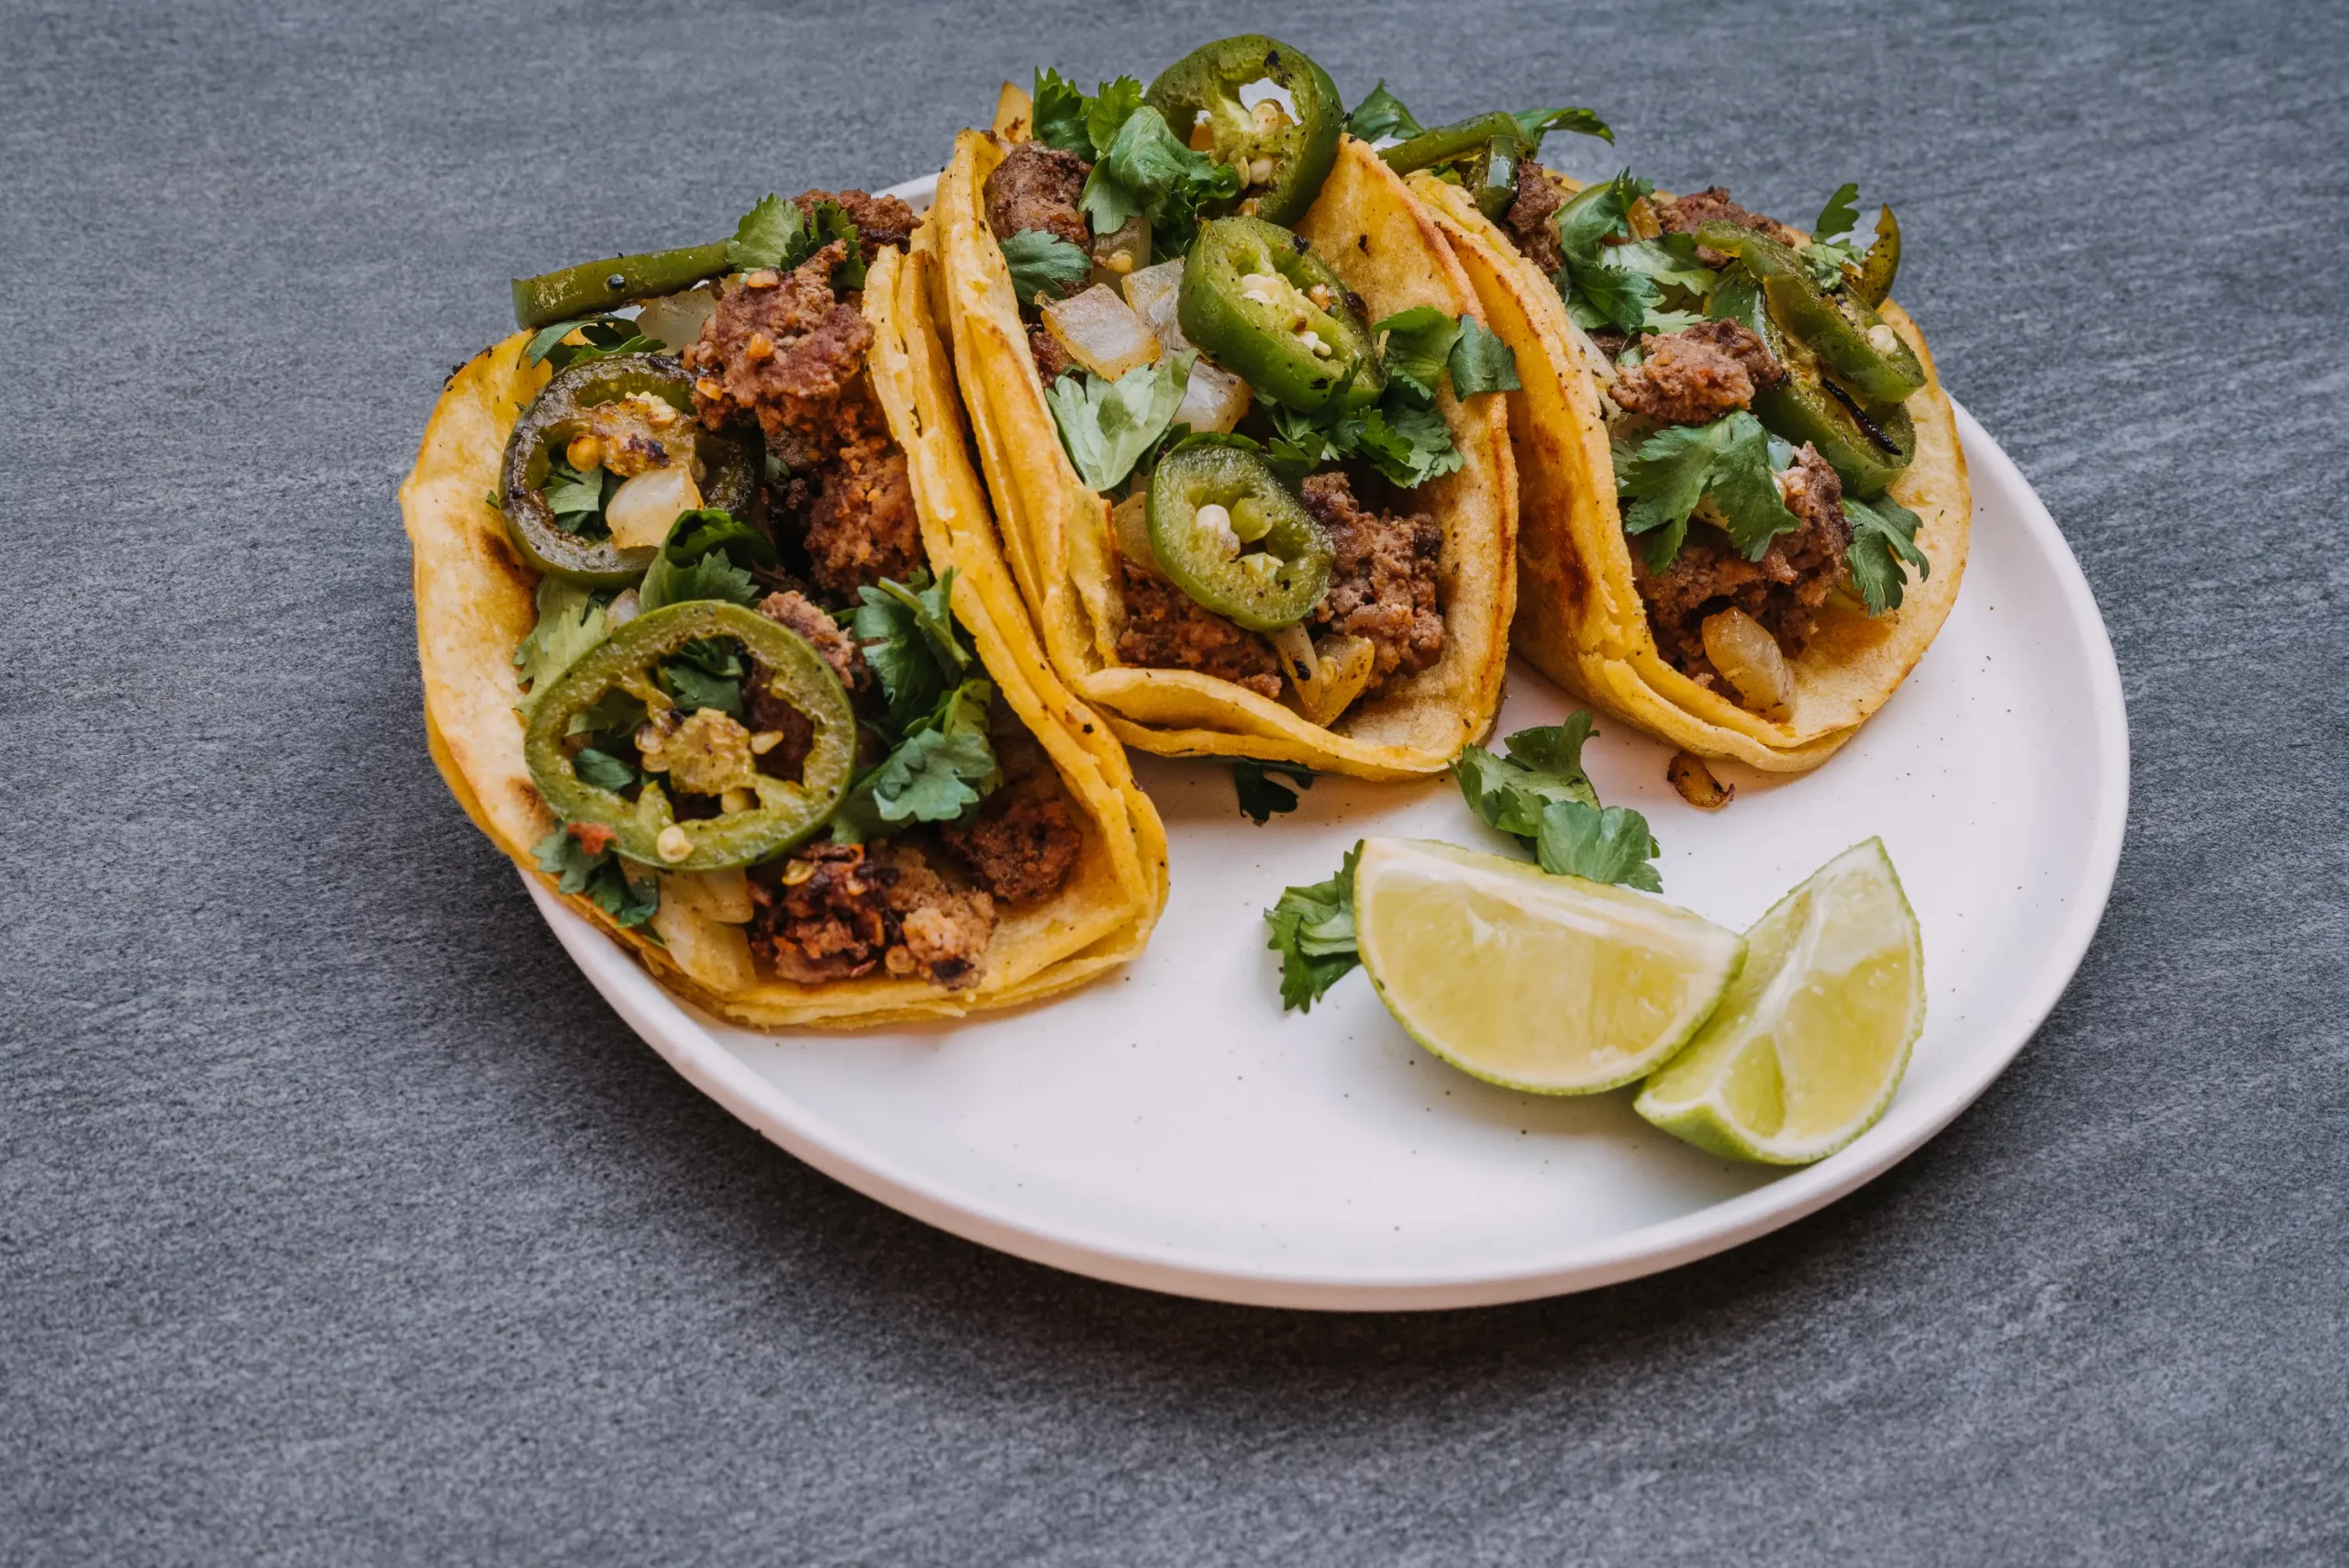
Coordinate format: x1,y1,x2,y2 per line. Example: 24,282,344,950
403,189,1166,1029
931,37,1518,781
1365,91,1966,771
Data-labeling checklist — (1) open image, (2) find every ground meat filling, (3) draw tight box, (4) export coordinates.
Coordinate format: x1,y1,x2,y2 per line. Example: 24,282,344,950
1299,473,1445,684
1028,323,1075,384
1653,186,1789,266
1633,443,1853,680
755,841,995,989
804,429,922,594
1115,562,1284,700
1610,319,1783,427
756,590,868,693
983,142,1091,250
1502,161,1573,274
792,189,917,259
942,784,1084,902
687,240,874,451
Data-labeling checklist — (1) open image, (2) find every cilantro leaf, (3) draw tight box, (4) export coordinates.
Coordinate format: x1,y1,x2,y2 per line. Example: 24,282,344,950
659,657,741,718
1604,235,1718,295
1085,74,1147,154
999,228,1093,307
525,316,656,371
1844,494,1932,615
1450,714,1599,838
637,508,770,612
1447,315,1520,395
724,194,863,286
1374,306,1462,405
832,670,1003,840
1452,717,1664,892
1617,413,1801,570
1705,415,1807,558
1510,106,1613,149
1347,80,1421,142
513,576,608,706
1044,355,1192,492
1232,759,1314,824
531,828,660,928
1031,68,1093,154
1553,171,1670,335
866,701,1001,824
1262,842,1363,1013
852,569,971,739
540,454,611,535
726,194,805,272
572,746,638,792
1814,182,1861,242
1079,105,1241,245
1353,399,1464,488
1534,800,1662,892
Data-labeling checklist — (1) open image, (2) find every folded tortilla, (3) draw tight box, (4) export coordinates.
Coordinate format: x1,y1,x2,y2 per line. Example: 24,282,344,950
1408,173,1970,773
403,241,1167,1029
933,129,1519,781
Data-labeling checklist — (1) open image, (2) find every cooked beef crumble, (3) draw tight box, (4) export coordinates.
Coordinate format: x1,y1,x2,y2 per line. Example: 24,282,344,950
1299,472,1444,684
1502,161,1574,275
942,784,1083,902
983,142,1091,250
1653,186,1788,266
1610,319,1782,427
755,840,995,989
791,188,918,260
1114,562,1284,700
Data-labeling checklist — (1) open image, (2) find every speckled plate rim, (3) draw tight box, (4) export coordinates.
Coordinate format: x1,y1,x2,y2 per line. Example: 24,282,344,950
518,364,2129,1310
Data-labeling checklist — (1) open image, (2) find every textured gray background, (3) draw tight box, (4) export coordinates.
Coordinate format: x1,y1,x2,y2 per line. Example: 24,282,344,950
6,0,2345,1562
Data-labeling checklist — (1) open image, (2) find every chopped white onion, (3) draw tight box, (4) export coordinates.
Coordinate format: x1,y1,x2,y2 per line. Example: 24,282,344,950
634,285,718,352
665,867,755,924
1122,261,1190,350
605,466,703,548
1285,634,1376,727
1700,607,1794,719
1174,355,1251,433
604,587,641,628
649,893,759,990
1043,284,1162,380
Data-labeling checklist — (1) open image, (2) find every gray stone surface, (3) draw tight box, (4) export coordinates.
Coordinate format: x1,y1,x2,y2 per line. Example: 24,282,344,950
5,0,2344,1561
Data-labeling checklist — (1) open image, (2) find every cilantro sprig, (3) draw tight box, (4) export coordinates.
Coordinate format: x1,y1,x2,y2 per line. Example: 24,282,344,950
725,195,868,288
999,228,1092,307
1844,494,1932,615
1263,842,1363,1012
831,570,1006,841
1616,412,1804,571
1034,68,1240,255
533,826,660,929
1232,759,1315,824
525,316,661,372
1550,172,1706,338
1450,717,1663,892
1045,353,1193,492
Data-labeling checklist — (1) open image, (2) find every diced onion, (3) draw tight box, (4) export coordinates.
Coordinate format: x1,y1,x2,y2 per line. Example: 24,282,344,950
1174,355,1252,433
634,286,718,352
1700,607,1794,719
649,894,759,990
605,466,703,548
1122,261,1190,350
1286,628,1372,728
1042,284,1162,380
604,587,641,628
666,867,754,924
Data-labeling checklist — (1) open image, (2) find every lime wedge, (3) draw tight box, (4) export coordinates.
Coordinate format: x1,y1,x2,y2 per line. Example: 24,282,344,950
1634,840,1924,1164
1352,838,1746,1094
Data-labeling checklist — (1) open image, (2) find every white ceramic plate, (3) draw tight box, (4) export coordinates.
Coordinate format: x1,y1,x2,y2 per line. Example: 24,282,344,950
526,171,2125,1307
525,391,2126,1310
